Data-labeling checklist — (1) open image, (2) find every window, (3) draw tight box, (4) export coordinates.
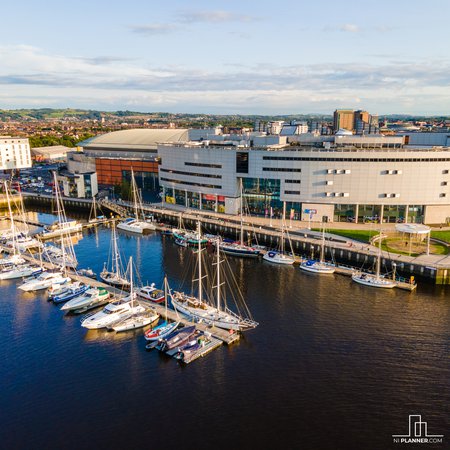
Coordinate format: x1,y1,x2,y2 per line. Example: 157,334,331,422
236,152,249,173
440,193,447,197
185,162,222,168
262,168,301,172
284,190,300,195
160,168,221,179
441,181,448,186
443,170,449,174
284,179,301,184
160,177,221,189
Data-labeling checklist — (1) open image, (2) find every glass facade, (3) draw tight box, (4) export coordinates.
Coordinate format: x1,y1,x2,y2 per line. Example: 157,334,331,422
242,178,283,217
383,205,406,223
122,170,160,202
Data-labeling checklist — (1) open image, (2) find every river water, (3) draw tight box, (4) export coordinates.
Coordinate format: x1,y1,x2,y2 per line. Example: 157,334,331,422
0,214,449,450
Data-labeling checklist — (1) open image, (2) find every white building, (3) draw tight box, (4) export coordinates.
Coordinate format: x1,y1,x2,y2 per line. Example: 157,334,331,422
0,136,32,170
158,140,450,225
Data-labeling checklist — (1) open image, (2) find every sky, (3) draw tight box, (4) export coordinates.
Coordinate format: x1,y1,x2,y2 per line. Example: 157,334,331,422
1,0,450,115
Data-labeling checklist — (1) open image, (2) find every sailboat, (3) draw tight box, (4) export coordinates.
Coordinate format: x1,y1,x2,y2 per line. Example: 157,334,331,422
171,222,258,331
300,224,335,274
172,213,208,245
263,203,295,265
99,222,130,289
219,180,260,257
42,173,78,269
117,170,156,234
82,257,146,330
1,181,25,267
144,276,180,341
110,256,159,332
352,230,396,288
6,185,42,251
88,195,107,226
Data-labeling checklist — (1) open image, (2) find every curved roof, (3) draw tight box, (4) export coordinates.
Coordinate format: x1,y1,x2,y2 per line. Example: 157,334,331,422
80,128,189,151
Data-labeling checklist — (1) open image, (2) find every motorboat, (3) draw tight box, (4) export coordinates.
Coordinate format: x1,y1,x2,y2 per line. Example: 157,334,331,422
262,251,295,265
61,287,110,313
18,271,71,291
41,220,82,239
0,254,26,267
51,282,90,304
81,299,145,329
174,238,188,248
77,268,97,279
0,264,42,280
136,284,165,303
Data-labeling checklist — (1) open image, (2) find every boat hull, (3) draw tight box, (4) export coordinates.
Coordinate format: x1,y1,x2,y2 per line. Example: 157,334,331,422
263,252,295,265
220,244,260,258
300,262,335,274
352,274,396,289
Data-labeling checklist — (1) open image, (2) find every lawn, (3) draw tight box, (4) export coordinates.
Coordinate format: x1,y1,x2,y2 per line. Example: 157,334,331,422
320,229,378,243
431,231,450,244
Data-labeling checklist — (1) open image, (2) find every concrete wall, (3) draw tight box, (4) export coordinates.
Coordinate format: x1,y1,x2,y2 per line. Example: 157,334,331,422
424,205,450,224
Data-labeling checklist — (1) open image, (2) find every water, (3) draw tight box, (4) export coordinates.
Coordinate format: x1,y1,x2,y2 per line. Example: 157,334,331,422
1,218,449,450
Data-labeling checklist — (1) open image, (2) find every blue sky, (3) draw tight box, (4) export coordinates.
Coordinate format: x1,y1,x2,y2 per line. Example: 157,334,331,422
1,0,449,114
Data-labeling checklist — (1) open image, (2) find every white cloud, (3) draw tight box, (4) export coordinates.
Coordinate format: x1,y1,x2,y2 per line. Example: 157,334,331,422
177,10,258,24
339,24,360,33
129,24,178,35
0,45,449,114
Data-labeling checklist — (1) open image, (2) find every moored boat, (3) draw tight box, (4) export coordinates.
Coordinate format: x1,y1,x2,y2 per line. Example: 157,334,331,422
61,287,110,313
18,271,71,291
159,325,197,351
136,284,164,303
52,281,90,304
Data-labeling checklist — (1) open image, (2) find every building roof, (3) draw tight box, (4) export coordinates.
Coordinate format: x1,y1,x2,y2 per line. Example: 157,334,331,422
31,145,71,157
79,128,189,151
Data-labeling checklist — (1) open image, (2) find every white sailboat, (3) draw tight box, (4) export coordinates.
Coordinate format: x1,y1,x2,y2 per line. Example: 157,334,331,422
117,170,156,234
263,202,295,265
219,179,260,258
99,222,130,289
42,173,78,269
352,231,396,289
110,256,159,332
300,225,335,274
81,258,145,330
171,223,258,331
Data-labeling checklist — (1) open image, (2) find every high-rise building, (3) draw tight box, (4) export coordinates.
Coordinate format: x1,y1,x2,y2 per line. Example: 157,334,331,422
333,110,355,132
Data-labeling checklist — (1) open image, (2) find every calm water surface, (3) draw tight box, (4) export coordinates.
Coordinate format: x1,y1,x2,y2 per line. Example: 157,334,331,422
1,215,449,450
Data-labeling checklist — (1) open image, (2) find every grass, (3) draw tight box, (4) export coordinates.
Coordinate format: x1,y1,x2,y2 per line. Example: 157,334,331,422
318,229,378,243
431,231,450,244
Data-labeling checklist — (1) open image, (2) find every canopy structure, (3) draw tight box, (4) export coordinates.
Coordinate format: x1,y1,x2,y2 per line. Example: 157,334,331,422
395,224,431,255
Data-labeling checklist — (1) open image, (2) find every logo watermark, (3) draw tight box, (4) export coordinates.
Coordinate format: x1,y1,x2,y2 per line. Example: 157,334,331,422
393,415,444,444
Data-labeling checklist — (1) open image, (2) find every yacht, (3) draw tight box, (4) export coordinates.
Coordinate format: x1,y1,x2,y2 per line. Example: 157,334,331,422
299,226,335,274
136,283,165,303
41,220,82,239
51,281,90,304
0,264,42,280
81,298,145,329
110,311,159,332
61,287,110,313
18,271,71,292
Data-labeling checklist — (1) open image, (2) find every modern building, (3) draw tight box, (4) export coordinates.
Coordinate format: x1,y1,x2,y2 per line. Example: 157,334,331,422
0,136,32,170
158,137,450,225
333,109,379,134
31,145,71,162
79,128,189,201
57,151,98,198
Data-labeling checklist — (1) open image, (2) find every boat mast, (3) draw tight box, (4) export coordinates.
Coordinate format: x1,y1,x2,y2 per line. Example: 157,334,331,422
376,230,382,280
129,256,134,306
197,221,203,304
112,223,121,277
164,274,168,320
4,181,17,255
240,179,244,244
214,239,225,311
320,224,325,263
131,169,139,220
281,201,286,255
